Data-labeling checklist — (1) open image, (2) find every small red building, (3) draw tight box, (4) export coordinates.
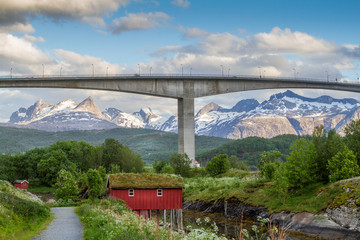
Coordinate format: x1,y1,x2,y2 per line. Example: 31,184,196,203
107,173,184,219
14,180,29,190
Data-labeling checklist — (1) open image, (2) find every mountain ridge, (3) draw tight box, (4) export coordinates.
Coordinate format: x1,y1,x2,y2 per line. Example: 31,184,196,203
8,90,360,139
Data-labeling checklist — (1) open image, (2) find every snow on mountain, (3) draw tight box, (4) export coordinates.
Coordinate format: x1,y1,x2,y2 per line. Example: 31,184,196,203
7,91,360,138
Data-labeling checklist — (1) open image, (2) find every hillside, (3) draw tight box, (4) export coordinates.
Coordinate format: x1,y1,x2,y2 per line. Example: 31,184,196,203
196,134,311,167
0,126,232,162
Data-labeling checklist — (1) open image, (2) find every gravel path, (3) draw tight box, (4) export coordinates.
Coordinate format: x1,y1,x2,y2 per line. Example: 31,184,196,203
32,207,83,240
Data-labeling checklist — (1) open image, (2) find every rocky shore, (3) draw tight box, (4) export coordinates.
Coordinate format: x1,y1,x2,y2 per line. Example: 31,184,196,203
183,199,360,240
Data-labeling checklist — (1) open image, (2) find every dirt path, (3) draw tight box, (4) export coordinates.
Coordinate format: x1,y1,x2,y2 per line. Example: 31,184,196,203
32,207,83,240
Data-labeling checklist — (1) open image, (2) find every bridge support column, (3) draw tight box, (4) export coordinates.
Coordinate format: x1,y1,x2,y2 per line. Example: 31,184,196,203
178,97,195,165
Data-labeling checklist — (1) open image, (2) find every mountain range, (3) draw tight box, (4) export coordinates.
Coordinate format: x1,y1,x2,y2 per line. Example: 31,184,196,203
8,90,360,139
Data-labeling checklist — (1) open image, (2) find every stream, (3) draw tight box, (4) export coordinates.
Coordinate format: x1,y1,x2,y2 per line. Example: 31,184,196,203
182,209,307,240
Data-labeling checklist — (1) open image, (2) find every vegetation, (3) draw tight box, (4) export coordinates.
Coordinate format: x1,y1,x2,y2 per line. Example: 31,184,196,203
0,138,144,186
76,199,229,240
205,154,231,177
0,180,50,240
197,134,307,168
0,126,231,163
169,153,192,177
108,173,184,189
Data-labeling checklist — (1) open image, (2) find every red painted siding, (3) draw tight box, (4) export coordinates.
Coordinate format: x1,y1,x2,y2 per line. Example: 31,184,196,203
109,188,182,210
14,182,28,190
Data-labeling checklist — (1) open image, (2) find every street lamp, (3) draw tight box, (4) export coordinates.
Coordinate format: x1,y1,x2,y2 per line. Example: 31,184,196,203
220,65,224,77
10,67,12,78
325,71,329,82
106,67,109,77
137,64,140,76
42,64,44,77
228,68,230,77
356,73,359,81
60,66,62,77
181,64,183,76
190,67,192,76
258,66,262,78
91,64,94,77
150,67,152,76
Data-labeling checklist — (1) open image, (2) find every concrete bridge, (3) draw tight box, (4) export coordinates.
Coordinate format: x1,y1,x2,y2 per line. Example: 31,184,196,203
1,75,360,164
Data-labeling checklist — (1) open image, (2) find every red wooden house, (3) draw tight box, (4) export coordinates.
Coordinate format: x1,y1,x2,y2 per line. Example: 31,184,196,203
14,180,29,190
107,173,184,220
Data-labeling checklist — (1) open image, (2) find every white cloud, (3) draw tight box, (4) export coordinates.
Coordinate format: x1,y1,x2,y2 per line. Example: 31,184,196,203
110,12,170,34
171,0,190,8
0,22,34,34
183,27,208,38
0,0,129,31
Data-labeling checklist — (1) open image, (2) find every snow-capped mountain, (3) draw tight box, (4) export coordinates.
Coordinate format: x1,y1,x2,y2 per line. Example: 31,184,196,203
8,90,360,139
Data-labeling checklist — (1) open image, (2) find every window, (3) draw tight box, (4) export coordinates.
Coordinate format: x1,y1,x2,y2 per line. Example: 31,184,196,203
157,189,163,197
129,189,134,197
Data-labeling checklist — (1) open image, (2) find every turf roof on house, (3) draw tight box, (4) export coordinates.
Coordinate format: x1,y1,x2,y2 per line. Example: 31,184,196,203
107,173,185,189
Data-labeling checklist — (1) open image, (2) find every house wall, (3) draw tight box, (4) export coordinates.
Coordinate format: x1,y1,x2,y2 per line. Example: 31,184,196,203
14,182,28,189
109,188,182,210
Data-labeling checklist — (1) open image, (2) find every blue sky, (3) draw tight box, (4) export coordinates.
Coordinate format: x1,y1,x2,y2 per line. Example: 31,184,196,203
0,0,359,122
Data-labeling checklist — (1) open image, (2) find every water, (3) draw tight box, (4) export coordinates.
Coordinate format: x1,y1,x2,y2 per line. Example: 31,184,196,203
182,209,307,240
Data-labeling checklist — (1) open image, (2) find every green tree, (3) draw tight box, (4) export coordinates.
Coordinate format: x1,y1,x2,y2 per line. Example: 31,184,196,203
284,138,318,189
160,165,174,174
328,147,360,182
54,169,79,201
86,169,105,199
169,153,192,177
344,119,360,164
272,163,288,202
102,138,123,170
258,151,282,180
153,159,168,173
229,155,240,169
205,154,231,177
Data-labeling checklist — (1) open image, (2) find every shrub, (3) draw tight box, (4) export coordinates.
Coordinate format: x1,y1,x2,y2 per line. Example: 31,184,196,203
169,153,192,177
328,147,360,182
160,165,174,174
258,151,282,180
205,154,230,177
54,169,79,201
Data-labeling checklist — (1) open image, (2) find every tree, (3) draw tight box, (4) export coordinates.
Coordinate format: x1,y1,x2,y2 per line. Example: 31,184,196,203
161,165,174,174
312,126,343,183
169,153,192,177
102,138,123,170
258,151,282,180
153,159,168,173
54,169,79,201
86,169,105,199
328,147,360,182
284,138,318,189
344,119,360,165
205,154,231,177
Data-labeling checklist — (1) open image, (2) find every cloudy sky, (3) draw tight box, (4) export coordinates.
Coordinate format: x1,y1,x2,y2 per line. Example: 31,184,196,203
0,0,359,122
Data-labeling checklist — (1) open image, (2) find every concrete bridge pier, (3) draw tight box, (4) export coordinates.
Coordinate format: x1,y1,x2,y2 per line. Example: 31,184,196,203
177,97,195,166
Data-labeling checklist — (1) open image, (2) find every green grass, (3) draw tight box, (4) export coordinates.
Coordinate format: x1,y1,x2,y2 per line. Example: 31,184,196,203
0,180,51,240
184,175,355,214
28,186,55,194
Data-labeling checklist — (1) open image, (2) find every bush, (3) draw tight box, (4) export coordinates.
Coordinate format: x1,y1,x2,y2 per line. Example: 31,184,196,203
258,151,282,180
328,147,360,182
160,165,174,174
169,153,192,177
205,154,230,177
54,169,79,202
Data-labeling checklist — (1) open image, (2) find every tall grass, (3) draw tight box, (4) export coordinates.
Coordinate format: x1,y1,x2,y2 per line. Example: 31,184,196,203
76,199,228,240
0,180,50,240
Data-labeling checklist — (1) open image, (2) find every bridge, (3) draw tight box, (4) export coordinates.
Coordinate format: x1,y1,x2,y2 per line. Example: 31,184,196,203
1,74,360,164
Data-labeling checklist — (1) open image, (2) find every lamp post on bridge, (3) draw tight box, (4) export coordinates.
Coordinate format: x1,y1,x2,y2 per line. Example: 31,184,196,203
190,67,192,76
10,67,12,78
60,66,62,77
220,65,224,77
106,67,109,77
150,66,152,76
42,64,44,78
228,68,230,77
356,73,359,81
258,66,262,78
181,64,183,76
325,71,329,82
137,64,141,76
91,64,94,77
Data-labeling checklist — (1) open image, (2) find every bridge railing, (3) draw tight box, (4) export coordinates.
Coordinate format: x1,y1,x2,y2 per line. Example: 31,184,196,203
1,73,359,85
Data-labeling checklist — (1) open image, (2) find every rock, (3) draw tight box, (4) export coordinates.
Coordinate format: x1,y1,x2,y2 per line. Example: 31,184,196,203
46,199,57,205
326,204,360,231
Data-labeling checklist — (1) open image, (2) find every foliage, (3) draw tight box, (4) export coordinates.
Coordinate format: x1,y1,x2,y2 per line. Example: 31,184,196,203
284,139,318,189
239,216,288,240
54,169,79,202
0,180,50,239
153,159,168,173
327,147,360,182
344,119,360,164
197,134,305,168
205,154,231,177
76,199,228,240
86,169,106,200
258,151,282,180
160,165,174,174
169,153,192,177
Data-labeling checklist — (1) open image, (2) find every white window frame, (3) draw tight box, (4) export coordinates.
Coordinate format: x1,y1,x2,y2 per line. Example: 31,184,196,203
157,188,163,197
129,189,134,197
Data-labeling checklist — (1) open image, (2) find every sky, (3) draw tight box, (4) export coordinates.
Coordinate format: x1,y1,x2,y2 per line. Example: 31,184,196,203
0,0,360,122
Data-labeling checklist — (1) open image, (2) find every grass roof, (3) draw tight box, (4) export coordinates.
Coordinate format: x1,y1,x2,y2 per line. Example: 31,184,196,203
108,173,184,189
